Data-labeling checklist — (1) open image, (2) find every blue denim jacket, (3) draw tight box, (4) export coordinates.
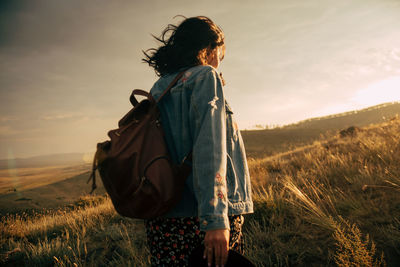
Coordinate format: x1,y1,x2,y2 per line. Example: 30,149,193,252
150,65,253,231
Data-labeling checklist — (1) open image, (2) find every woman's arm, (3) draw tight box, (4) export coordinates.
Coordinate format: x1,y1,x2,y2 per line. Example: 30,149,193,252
190,66,230,267
190,66,229,231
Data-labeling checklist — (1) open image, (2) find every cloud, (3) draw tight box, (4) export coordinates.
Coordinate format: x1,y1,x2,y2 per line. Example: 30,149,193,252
0,1,99,53
0,116,18,122
0,126,20,136
41,113,84,121
1,0,400,158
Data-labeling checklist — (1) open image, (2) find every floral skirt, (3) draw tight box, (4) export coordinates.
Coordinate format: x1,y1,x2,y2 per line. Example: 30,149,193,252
145,215,244,267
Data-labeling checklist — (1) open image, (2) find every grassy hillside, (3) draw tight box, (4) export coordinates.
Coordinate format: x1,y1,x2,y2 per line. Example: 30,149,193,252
1,117,400,266
284,101,400,130
242,101,400,158
0,195,148,266
245,117,400,266
0,168,105,216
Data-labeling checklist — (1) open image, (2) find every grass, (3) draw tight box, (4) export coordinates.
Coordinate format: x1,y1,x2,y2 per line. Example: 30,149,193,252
241,101,400,158
0,195,149,266
1,118,400,266
0,170,105,215
244,118,400,266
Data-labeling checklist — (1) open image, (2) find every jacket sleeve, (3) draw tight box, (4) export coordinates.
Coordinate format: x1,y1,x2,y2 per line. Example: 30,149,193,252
190,67,229,231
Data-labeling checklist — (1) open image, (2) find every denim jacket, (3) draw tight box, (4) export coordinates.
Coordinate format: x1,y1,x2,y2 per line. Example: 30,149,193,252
150,65,253,231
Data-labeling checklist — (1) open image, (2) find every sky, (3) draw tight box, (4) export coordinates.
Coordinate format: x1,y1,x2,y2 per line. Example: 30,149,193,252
1,0,400,159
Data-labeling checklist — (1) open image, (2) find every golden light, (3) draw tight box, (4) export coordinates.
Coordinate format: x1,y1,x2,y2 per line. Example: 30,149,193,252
82,152,95,163
352,76,400,106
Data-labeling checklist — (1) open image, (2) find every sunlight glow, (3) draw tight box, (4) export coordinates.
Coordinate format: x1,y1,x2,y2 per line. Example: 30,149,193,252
82,152,95,163
309,76,400,120
352,76,400,106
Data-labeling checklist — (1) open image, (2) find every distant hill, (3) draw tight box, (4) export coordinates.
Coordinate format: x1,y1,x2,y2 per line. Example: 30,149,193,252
283,101,400,130
0,152,89,169
0,170,105,215
2,102,399,166
241,102,400,158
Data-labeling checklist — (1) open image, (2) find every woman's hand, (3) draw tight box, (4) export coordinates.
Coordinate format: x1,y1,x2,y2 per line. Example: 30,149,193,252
203,229,230,267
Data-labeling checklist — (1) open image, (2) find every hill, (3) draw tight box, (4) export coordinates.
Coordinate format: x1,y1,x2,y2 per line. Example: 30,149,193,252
241,101,400,158
0,153,90,170
284,101,400,130
0,102,399,265
0,167,105,215
0,163,93,194
2,102,398,167
1,117,399,266
244,117,400,266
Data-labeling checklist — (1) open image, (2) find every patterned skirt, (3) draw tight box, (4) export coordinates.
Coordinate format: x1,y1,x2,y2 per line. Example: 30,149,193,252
145,215,244,266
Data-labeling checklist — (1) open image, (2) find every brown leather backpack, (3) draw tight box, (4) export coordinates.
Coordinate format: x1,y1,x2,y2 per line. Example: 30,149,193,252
88,71,192,219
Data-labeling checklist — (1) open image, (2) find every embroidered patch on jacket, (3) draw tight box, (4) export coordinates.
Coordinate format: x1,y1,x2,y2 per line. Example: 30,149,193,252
181,71,191,82
217,190,225,200
215,173,225,186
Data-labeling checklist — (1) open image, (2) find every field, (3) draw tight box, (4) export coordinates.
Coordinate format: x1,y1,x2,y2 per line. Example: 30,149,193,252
0,164,105,215
0,164,91,194
1,117,400,266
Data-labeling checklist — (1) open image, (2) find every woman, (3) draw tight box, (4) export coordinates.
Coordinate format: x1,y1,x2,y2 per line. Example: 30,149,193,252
143,16,253,267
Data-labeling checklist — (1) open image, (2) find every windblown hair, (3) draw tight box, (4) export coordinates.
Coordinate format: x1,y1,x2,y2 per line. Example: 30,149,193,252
143,16,225,76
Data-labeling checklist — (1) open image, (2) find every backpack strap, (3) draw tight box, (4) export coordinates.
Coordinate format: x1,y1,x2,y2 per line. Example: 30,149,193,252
129,70,187,107
156,70,187,104
156,70,192,168
129,89,155,107
87,144,101,194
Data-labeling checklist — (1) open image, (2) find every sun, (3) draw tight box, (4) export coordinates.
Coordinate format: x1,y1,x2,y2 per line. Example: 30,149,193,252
352,76,400,106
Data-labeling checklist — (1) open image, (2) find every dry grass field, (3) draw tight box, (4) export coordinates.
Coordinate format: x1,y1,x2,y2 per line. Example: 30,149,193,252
241,102,400,158
0,164,91,194
1,116,400,266
244,118,400,266
0,164,106,215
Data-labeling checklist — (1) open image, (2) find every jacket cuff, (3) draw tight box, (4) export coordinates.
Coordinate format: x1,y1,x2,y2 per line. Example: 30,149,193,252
199,215,230,231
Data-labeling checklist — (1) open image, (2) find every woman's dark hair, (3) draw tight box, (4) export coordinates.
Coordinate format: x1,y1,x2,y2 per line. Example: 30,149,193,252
143,16,225,76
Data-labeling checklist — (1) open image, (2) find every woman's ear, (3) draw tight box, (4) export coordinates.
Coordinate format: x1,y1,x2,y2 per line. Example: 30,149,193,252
205,47,215,60
206,47,220,68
